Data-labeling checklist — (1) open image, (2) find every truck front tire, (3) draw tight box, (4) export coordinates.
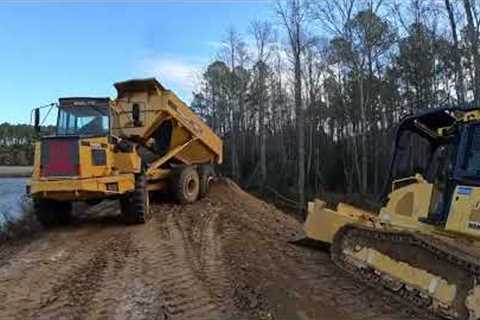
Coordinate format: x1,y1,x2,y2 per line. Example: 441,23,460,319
33,199,72,227
120,173,151,224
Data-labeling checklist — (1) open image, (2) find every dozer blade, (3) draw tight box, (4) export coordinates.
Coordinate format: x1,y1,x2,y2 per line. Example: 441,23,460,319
289,231,308,244
289,231,330,250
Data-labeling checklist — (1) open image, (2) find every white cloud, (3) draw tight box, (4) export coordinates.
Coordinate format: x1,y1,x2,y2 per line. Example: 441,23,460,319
138,55,204,102
204,40,223,50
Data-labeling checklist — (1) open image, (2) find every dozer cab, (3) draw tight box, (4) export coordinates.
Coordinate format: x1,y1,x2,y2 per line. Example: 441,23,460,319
298,107,480,319
28,78,222,226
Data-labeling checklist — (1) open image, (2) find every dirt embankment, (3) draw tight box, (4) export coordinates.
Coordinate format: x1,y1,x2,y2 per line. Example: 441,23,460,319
0,180,435,320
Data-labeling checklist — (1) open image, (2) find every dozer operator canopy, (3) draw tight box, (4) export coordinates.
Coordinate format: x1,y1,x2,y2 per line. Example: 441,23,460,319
384,108,480,194
379,107,480,225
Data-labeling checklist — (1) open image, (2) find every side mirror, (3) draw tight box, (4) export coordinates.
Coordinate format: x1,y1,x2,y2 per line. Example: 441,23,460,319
132,103,141,126
34,108,40,132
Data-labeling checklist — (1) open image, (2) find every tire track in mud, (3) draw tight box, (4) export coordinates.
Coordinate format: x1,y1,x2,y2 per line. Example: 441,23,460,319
35,235,133,320
172,201,237,314
0,201,236,320
150,203,236,320
81,202,236,320
0,220,135,320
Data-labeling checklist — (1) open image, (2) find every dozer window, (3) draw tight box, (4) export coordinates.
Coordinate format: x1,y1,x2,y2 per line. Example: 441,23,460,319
57,106,109,136
393,131,433,180
457,123,480,181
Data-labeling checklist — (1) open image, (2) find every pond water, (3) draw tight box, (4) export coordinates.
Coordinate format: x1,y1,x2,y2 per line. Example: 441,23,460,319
0,178,28,226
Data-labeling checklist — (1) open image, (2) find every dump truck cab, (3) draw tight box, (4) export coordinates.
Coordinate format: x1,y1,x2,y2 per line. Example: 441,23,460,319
30,97,140,202
56,97,110,137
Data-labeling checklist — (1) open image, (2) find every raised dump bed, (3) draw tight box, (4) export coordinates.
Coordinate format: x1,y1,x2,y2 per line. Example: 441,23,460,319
112,78,222,166
111,78,223,192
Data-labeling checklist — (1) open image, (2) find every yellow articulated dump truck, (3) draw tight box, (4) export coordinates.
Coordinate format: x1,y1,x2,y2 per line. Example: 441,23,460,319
28,78,222,225
297,107,480,319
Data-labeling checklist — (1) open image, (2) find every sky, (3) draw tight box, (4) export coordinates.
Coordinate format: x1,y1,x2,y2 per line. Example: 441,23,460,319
0,1,273,124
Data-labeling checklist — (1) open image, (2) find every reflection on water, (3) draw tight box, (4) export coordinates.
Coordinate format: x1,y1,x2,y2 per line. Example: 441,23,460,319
0,178,28,226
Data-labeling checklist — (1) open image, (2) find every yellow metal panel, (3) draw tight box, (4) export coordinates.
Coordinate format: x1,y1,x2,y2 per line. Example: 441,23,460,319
304,200,369,243
78,136,111,178
466,286,480,319
462,110,480,122
446,185,480,238
381,177,433,225
146,168,170,181
32,142,41,179
112,150,141,174
30,174,135,201
147,137,198,171
347,246,457,305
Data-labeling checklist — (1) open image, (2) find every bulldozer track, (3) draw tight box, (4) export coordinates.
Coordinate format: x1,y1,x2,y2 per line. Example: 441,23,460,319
331,224,480,320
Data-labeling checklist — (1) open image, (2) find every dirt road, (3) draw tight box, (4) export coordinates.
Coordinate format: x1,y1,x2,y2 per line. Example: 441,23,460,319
0,180,434,320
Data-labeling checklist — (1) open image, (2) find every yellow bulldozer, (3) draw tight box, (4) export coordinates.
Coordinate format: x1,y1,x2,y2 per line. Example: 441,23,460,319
27,78,222,225
298,107,480,319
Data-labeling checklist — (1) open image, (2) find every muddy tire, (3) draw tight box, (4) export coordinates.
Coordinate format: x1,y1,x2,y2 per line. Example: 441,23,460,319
198,165,216,199
120,173,151,224
174,166,200,204
33,198,72,227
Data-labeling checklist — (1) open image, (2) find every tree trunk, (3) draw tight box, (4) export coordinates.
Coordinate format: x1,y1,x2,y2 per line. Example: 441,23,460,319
294,48,305,216
259,75,267,187
445,0,465,104
359,75,368,194
464,0,480,105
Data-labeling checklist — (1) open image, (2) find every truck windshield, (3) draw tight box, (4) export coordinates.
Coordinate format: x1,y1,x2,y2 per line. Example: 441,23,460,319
57,106,110,136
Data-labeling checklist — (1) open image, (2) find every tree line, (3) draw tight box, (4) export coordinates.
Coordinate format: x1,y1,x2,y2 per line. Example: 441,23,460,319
0,123,37,166
0,123,55,166
191,0,480,211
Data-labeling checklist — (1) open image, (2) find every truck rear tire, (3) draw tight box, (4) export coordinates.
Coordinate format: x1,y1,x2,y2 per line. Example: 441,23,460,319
199,165,216,198
33,199,72,227
120,173,151,224
174,166,200,204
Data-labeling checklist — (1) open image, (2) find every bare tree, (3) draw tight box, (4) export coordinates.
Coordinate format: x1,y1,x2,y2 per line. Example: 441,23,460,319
250,20,276,187
276,0,309,214
445,0,466,104
311,0,393,194
220,27,245,181
463,0,480,104
191,0,479,212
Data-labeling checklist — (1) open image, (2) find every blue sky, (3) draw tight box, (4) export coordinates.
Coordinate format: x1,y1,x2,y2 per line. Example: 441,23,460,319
0,1,273,124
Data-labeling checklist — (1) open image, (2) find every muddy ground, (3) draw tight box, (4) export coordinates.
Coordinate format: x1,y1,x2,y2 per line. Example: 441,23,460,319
0,180,436,320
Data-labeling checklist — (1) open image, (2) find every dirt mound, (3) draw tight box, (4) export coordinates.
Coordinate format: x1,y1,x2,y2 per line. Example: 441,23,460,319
0,180,434,320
